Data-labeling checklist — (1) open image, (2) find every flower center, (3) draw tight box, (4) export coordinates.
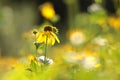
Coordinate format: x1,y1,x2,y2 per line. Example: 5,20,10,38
44,26,53,31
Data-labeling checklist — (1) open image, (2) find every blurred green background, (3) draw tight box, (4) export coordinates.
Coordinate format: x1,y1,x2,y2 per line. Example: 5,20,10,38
0,0,120,56
0,0,120,80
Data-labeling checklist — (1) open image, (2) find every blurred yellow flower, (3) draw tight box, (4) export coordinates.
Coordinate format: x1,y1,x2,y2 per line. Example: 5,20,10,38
36,25,60,45
28,55,39,65
108,16,120,29
94,63,101,68
39,2,55,20
28,55,36,61
82,50,99,57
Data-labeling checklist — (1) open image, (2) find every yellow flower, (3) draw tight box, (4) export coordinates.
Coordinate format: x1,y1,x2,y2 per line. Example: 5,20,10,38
39,2,55,20
108,16,120,29
28,55,40,65
28,55,36,61
36,25,60,45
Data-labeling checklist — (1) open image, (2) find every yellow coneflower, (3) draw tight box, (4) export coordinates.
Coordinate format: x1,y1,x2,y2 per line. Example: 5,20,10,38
39,2,55,20
36,25,60,45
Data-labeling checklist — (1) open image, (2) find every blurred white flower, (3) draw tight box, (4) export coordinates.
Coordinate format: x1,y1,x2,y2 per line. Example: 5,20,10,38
81,55,99,70
69,31,85,45
37,56,53,65
47,58,53,64
93,37,107,46
87,3,103,13
37,56,45,62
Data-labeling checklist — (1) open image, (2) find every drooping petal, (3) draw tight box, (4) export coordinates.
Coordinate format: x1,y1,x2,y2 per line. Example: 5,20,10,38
51,32,60,43
43,35,47,44
36,32,43,42
47,36,52,45
51,35,55,45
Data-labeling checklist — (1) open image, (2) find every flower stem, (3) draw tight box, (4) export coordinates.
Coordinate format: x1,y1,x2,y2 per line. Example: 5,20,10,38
44,36,48,64
35,34,37,57
35,47,37,57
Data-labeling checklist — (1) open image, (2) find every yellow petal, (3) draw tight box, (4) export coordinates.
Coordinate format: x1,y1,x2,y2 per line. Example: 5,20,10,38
43,35,47,44
51,32,60,43
47,36,51,45
51,36,55,45
36,33,43,42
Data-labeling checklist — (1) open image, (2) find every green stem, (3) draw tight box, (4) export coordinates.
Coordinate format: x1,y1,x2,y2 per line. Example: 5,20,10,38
44,36,48,64
36,47,37,57
35,34,37,57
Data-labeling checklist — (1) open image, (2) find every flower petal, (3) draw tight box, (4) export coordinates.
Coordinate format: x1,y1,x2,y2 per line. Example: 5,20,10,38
51,32,60,43
51,36,55,45
36,32,43,42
